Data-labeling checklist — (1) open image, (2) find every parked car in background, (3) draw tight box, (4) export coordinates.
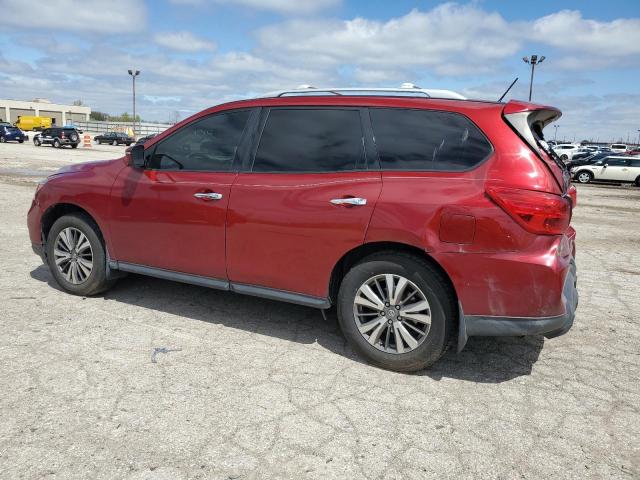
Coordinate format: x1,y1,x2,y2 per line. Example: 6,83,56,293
0,125,28,143
15,116,53,131
623,148,640,156
609,143,628,153
27,89,578,372
553,143,580,160
33,127,81,148
125,134,157,153
94,132,134,146
566,151,615,169
572,157,640,185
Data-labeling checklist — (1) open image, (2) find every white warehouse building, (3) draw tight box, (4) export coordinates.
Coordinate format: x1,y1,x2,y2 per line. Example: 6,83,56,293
0,98,91,126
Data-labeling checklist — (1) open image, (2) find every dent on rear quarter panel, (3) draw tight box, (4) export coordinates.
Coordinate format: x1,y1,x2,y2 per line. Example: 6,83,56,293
364,102,567,318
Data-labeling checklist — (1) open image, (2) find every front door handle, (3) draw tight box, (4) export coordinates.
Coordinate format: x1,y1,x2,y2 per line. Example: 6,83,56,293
330,197,367,206
194,192,223,201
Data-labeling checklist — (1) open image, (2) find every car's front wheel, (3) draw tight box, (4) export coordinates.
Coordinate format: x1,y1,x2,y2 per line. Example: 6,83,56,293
34,138,41,146
337,252,456,372
46,213,115,296
576,171,593,184
635,176,640,187
112,140,118,146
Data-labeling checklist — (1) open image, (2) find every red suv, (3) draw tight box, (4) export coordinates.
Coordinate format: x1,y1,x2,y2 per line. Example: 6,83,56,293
27,91,578,372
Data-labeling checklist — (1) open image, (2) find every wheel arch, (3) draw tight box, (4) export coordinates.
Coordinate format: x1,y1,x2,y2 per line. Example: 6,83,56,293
328,241,459,306
41,203,107,247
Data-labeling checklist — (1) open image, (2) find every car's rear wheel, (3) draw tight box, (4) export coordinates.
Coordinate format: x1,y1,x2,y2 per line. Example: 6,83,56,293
576,171,593,184
112,140,117,146
337,252,455,372
53,139,61,148
46,213,115,296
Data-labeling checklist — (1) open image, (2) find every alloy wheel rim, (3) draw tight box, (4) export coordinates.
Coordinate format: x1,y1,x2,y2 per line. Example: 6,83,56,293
353,274,431,354
578,173,590,183
54,227,93,285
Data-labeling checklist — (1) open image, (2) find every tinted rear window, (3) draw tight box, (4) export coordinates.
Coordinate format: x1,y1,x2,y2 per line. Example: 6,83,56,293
606,159,628,166
253,108,364,173
369,108,492,171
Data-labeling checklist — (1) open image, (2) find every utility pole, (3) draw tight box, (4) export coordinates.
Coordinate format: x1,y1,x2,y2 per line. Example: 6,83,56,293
522,55,545,102
554,124,559,142
128,69,140,136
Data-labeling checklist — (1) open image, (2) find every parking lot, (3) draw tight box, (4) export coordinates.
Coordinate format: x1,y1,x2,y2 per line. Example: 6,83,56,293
0,142,638,479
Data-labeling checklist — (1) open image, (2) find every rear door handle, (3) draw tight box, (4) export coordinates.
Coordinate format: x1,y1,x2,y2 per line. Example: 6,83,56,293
194,192,223,201
330,197,367,206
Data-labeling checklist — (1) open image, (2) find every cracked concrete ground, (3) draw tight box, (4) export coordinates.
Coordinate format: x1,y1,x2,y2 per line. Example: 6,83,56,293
0,141,639,479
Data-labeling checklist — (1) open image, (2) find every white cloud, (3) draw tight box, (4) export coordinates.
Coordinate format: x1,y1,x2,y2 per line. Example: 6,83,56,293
168,0,340,15
256,5,521,76
0,0,146,34
154,32,217,52
531,10,640,57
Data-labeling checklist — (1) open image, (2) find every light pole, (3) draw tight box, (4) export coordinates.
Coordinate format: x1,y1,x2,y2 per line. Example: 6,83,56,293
128,69,140,136
522,55,545,102
637,129,640,147
554,124,559,142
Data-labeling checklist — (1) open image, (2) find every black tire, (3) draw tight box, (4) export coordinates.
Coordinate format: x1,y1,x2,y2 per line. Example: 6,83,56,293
635,176,640,187
46,213,115,296
112,140,117,146
71,144,78,149
19,139,24,143
560,154,568,160
337,252,456,372
53,139,61,148
575,170,593,184
0,137,5,143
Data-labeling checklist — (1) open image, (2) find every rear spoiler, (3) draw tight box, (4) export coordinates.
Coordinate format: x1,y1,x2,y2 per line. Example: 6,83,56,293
502,100,569,191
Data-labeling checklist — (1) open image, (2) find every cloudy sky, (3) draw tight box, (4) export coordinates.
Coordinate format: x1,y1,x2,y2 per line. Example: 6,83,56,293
0,0,638,142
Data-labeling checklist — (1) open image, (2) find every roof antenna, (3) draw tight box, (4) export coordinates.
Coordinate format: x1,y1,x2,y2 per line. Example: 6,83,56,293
497,77,518,102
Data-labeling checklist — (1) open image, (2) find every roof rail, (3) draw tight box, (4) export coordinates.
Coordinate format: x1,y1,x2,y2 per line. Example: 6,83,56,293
259,83,466,100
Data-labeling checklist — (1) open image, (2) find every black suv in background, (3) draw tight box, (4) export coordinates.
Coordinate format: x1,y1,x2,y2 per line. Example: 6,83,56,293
94,132,134,146
33,127,81,148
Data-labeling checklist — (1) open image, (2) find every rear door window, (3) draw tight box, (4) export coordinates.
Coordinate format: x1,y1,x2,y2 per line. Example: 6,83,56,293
252,108,365,173
369,108,492,171
606,159,629,167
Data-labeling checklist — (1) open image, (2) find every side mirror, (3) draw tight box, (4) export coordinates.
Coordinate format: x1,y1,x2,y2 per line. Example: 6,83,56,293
130,144,145,169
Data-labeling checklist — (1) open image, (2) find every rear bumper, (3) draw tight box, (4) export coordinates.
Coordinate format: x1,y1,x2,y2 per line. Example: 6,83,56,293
457,259,578,352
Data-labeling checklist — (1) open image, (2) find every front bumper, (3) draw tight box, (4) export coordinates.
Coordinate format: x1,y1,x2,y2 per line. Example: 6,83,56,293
457,259,578,352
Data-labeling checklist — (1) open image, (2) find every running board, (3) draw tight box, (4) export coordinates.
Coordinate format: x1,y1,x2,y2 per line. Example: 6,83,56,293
110,261,331,309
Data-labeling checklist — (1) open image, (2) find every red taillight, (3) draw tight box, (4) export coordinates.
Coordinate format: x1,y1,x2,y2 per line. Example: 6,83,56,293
486,186,571,235
61,132,65,139
568,185,577,207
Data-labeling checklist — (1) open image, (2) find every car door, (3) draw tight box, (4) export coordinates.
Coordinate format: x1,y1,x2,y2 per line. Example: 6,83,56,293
40,128,53,144
599,158,629,181
226,107,382,301
108,108,255,280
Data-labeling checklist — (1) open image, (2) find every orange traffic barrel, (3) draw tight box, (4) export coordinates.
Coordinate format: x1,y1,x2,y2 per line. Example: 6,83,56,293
83,134,92,148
